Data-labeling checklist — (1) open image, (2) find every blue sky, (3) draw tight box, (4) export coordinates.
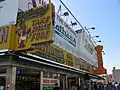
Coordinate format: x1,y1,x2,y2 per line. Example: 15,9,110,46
53,0,120,74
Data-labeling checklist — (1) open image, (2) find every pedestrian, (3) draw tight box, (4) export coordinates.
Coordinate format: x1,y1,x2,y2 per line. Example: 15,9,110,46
104,84,107,90
114,82,119,90
118,83,120,90
94,82,98,90
106,82,114,90
71,84,77,90
53,83,60,90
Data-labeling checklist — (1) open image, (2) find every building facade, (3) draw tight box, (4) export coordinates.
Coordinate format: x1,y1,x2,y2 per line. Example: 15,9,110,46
0,0,105,90
113,67,120,83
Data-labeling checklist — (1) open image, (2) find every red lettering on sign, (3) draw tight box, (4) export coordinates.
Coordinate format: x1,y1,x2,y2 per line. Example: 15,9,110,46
51,80,57,83
43,80,49,83
43,79,58,84
31,30,49,41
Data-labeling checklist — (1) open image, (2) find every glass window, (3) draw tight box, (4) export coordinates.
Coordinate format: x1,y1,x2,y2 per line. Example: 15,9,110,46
49,72,53,78
43,72,49,78
54,73,59,79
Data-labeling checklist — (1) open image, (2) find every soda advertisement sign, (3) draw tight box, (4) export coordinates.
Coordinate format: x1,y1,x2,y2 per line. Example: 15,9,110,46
0,0,19,26
54,14,78,57
15,3,55,50
30,43,65,64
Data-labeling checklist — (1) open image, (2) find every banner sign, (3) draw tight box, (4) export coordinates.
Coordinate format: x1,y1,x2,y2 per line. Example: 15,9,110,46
83,31,95,54
15,3,55,50
0,0,19,26
29,42,76,67
76,31,98,67
54,14,78,56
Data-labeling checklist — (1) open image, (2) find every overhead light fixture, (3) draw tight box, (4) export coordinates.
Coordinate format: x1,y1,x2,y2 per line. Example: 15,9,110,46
96,40,101,43
61,12,69,16
91,27,95,30
92,35,99,38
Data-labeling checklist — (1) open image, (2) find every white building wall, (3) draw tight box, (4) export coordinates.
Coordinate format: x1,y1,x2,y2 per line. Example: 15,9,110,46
113,67,120,83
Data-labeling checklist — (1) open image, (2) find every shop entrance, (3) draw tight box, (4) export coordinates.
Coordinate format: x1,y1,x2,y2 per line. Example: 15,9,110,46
67,77,78,90
0,68,6,90
0,76,6,90
15,68,40,90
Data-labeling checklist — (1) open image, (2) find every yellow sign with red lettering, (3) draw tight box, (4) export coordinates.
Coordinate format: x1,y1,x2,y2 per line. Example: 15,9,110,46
0,25,15,50
14,3,55,50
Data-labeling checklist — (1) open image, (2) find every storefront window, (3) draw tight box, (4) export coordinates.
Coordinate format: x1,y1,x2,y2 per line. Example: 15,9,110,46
49,72,53,78
43,72,49,78
53,73,59,79
0,77,5,90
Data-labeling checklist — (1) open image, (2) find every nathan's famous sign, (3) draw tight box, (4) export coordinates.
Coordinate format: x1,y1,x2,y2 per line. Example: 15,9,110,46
29,43,76,67
15,3,55,50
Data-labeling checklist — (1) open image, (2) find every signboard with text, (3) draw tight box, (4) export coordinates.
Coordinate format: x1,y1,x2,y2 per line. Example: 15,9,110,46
0,26,14,50
29,42,77,67
76,31,98,67
14,3,55,50
42,78,59,90
54,14,78,57
30,43,65,64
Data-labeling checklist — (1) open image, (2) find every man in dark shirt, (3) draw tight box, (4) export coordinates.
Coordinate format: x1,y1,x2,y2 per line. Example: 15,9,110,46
53,83,60,90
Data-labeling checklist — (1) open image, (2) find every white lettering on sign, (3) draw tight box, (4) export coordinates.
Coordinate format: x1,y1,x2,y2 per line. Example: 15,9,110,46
0,27,8,43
